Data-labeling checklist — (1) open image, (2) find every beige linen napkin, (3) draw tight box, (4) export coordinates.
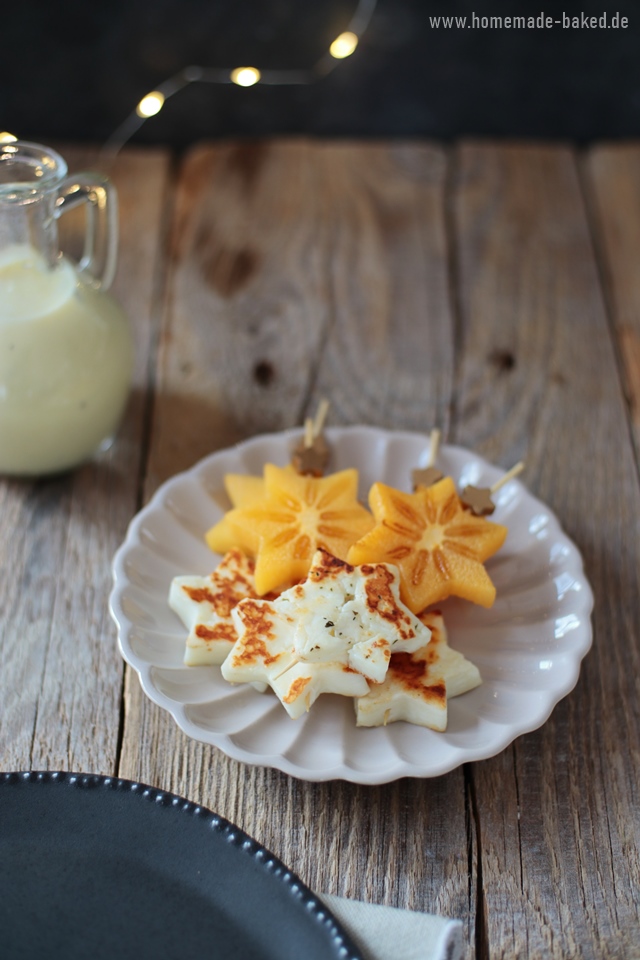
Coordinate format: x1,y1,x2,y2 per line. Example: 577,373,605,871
319,894,464,960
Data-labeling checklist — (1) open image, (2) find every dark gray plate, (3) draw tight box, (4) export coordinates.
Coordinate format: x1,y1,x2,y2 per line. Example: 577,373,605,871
0,771,362,960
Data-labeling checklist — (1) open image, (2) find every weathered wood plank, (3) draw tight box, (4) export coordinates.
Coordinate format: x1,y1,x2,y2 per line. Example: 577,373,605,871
301,142,454,431
144,139,332,490
117,139,475,951
143,139,454,489
452,142,640,958
0,145,171,772
584,143,640,459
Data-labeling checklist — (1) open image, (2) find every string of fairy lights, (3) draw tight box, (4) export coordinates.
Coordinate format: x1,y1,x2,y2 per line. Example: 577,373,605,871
1,0,377,154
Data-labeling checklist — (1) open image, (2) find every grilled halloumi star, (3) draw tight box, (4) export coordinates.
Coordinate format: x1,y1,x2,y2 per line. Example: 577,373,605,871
221,593,369,717
221,549,431,717
417,611,482,700
270,662,369,720
169,548,263,666
221,596,299,685
281,549,429,682
354,611,482,730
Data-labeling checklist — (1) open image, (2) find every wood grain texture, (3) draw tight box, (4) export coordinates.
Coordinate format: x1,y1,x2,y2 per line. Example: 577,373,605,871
143,139,454,490
300,142,454,431
583,144,640,455
117,139,476,951
452,142,640,958
0,145,170,772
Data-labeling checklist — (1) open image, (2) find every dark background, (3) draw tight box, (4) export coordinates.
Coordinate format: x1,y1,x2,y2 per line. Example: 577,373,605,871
4,0,640,148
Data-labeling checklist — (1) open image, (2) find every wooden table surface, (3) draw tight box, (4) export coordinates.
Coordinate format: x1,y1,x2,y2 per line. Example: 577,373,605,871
2,138,639,959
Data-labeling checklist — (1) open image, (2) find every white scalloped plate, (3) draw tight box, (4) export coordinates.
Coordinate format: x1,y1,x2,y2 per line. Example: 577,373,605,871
110,426,594,784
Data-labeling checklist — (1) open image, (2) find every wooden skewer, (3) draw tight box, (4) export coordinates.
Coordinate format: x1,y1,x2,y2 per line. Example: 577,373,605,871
312,398,330,439
293,401,331,476
490,461,525,493
304,417,314,448
427,428,441,467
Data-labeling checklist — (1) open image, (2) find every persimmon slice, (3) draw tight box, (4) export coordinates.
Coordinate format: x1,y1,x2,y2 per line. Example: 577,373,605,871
347,477,507,612
207,465,374,595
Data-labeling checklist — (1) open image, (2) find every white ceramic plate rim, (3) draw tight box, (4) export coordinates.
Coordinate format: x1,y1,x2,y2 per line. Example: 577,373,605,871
110,425,594,784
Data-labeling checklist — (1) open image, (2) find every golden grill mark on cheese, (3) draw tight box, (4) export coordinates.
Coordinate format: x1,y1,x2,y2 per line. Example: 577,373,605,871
282,676,312,704
360,563,417,642
221,548,431,717
387,653,447,705
194,623,237,644
183,557,253,618
354,610,481,730
231,599,280,668
169,548,265,667
269,660,369,718
183,585,217,605
310,551,354,580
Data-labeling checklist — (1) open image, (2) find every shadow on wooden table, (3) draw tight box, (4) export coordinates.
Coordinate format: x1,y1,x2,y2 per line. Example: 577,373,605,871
141,387,288,494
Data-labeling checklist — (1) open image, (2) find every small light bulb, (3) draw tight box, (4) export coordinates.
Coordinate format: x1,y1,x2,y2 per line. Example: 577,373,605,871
230,67,261,87
136,91,165,118
0,132,18,143
329,31,359,58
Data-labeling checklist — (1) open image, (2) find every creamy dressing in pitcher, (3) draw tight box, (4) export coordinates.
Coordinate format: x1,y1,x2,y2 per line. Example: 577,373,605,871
0,244,133,475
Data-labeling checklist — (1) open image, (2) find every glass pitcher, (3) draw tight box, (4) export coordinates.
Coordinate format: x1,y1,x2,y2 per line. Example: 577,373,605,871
0,140,133,476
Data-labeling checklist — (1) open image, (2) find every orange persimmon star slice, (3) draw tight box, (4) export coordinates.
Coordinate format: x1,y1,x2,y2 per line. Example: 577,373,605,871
206,465,297,556
206,507,261,557
347,477,507,612
205,474,267,557
224,473,266,508
210,464,375,595
224,464,296,509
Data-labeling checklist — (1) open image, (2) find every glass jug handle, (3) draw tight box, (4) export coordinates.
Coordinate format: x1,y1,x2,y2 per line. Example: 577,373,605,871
53,174,118,290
